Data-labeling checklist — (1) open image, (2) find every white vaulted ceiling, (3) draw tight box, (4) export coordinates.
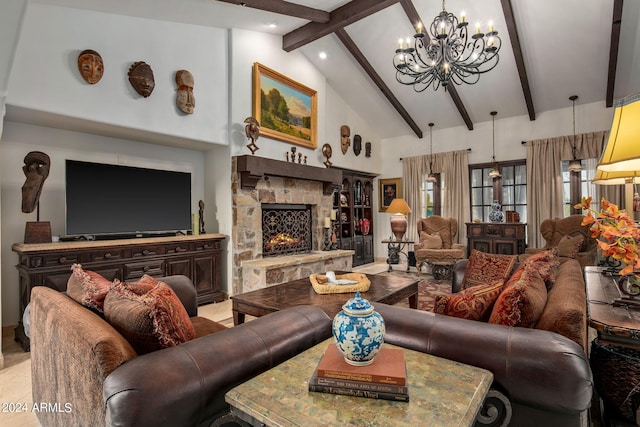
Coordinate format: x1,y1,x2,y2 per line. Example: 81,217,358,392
31,0,640,140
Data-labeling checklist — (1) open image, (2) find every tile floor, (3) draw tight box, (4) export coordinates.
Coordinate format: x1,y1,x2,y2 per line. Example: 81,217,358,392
0,261,391,426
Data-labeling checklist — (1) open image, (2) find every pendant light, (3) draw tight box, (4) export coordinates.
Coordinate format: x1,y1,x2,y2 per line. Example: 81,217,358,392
427,122,437,182
568,95,582,173
488,111,501,178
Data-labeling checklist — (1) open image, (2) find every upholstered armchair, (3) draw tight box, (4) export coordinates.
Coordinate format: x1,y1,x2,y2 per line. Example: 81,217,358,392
414,216,465,279
521,214,597,269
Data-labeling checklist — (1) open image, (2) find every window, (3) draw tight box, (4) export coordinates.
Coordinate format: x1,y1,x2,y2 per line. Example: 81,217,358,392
562,158,598,216
421,174,441,217
470,160,527,223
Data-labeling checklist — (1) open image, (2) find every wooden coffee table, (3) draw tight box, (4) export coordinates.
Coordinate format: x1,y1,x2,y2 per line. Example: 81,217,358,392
231,273,418,325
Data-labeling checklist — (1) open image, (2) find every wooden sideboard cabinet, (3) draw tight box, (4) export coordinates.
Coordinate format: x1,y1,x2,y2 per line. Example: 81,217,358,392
466,222,526,256
12,233,226,351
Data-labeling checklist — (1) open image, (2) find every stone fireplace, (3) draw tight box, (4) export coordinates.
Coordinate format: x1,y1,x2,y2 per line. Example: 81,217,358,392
231,156,354,294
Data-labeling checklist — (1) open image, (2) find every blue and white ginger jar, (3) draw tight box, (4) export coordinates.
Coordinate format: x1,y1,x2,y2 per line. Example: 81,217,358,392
332,292,385,366
489,201,505,223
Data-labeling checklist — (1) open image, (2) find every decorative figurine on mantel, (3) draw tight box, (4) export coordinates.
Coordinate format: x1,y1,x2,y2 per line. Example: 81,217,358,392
244,117,260,154
322,143,333,168
286,146,306,163
340,125,351,154
198,200,205,234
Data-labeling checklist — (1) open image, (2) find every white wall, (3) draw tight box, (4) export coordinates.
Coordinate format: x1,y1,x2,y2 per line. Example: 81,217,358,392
373,99,616,258
7,4,229,147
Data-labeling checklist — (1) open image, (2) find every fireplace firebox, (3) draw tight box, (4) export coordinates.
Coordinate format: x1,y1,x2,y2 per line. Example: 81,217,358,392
262,204,313,256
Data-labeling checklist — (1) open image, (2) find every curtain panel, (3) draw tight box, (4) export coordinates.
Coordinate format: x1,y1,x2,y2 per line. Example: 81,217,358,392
402,149,470,247
524,130,607,248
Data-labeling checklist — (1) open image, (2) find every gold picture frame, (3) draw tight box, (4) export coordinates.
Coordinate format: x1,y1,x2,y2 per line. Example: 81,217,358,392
379,178,402,212
252,62,318,149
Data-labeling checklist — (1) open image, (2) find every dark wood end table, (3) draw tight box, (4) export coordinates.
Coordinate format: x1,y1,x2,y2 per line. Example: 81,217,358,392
231,272,418,325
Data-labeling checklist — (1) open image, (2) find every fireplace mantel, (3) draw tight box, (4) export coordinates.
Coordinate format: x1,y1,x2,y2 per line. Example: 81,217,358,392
235,155,342,195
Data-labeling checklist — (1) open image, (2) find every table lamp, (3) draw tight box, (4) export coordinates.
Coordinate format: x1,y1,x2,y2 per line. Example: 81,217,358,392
594,92,640,213
386,198,411,241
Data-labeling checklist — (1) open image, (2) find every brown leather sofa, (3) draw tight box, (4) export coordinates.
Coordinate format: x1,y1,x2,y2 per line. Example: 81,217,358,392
31,271,592,427
29,276,332,427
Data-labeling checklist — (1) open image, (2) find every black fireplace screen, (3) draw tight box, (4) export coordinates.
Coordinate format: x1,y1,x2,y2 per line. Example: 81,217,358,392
262,204,312,256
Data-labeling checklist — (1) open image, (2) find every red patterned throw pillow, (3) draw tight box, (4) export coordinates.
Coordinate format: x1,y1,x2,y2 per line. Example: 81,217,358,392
488,267,548,327
520,248,560,286
104,275,195,354
434,280,504,321
66,263,112,313
461,250,517,289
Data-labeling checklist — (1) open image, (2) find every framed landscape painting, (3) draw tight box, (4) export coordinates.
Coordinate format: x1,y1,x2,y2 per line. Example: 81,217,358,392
379,178,402,212
253,62,317,149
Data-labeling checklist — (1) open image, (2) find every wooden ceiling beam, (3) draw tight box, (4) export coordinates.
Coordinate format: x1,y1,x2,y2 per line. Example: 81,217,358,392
606,0,624,107
216,0,330,23
399,0,473,130
500,0,535,121
336,28,423,138
282,0,399,52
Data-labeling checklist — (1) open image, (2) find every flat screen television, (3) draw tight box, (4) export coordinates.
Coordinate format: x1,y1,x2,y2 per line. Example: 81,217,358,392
65,160,192,238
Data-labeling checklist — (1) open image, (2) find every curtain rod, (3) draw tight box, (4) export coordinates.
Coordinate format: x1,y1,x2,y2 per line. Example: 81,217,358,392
521,141,527,145
400,147,471,161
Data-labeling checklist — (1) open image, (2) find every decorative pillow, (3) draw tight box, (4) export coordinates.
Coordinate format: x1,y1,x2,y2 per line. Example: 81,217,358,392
434,280,504,321
557,234,584,259
488,267,548,327
103,275,195,354
520,248,560,287
420,232,443,249
461,250,517,289
66,263,112,313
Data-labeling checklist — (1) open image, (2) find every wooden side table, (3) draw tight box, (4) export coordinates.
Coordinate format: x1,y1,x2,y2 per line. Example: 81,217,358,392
585,266,640,424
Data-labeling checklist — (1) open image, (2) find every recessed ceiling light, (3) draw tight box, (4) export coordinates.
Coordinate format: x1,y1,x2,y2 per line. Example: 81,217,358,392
319,52,327,60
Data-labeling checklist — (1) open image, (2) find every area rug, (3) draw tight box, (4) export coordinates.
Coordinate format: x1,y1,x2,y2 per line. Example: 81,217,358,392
377,270,452,313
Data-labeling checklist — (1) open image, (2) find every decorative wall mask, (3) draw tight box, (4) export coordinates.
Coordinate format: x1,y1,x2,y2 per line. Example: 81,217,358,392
244,117,260,154
175,70,195,114
340,125,351,154
22,151,51,214
353,134,362,156
365,141,372,157
322,143,333,168
77,49,104,84
128,61,155,97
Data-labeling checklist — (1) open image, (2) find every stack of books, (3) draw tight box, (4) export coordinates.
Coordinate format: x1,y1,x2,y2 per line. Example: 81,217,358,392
308,343,408,402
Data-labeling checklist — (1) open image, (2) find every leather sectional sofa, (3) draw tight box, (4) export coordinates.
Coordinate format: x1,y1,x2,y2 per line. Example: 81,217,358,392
30,266,592,426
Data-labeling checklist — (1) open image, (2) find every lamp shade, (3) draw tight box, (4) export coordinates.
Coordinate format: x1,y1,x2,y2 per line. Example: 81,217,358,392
592,169,640,186
386,198,411,214
598,92,640,173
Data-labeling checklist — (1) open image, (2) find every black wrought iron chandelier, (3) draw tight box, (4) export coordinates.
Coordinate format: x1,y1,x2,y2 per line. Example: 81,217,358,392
393,0,501,91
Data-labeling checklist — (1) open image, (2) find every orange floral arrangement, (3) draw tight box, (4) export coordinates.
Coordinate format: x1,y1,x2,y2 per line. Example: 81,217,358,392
576,197,640,275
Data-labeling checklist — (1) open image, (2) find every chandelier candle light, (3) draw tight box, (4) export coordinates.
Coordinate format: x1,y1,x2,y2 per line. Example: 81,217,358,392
393,0,501,91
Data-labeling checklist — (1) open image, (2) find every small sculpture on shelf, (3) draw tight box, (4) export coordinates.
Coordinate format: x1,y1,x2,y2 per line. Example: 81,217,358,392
244,117,260,154
198,200,205,234
22,151,52,243
322,144,333,168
